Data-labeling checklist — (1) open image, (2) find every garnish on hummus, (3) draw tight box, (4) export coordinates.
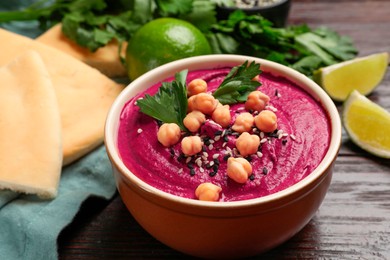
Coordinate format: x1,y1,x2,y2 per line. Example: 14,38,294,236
118,61,330,202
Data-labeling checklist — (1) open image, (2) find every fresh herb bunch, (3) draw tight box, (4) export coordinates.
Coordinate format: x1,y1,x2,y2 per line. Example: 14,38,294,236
136,61,261,129
0,0,358,77
207,10,358,76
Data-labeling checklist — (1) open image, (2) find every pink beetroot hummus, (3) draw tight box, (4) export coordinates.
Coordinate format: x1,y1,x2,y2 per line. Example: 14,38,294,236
118,68,330,202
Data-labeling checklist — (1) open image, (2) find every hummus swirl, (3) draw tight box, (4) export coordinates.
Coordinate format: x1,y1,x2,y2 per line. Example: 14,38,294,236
118,68,330,201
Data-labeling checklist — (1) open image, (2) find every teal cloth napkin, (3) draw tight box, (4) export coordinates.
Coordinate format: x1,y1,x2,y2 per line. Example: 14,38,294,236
0,145,116,260
0,2,117,258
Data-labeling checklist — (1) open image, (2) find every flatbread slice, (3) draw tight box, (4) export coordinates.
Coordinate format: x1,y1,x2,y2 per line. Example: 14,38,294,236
0,28,125,165
0,50,62,198
36,23,128,78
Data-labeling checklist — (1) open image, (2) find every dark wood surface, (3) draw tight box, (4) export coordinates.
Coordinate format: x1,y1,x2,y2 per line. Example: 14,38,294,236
58,1,390,259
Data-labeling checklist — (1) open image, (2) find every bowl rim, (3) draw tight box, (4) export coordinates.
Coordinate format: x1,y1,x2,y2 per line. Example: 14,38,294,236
217,0,290,11
105,54,341,210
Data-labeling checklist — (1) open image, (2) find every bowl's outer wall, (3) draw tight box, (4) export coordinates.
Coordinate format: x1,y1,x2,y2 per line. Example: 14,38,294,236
113,161,334,258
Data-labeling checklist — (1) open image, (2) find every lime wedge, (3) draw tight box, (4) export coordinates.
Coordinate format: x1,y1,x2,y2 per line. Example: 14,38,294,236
314,52,388,101
342,90,390,158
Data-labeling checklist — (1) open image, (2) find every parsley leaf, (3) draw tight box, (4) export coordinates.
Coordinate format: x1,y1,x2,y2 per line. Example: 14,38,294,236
136,70,188,130
213,60,261,104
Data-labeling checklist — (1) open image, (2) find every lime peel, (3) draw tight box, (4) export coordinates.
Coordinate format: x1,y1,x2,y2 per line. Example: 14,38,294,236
314,52,389,101
343,90,390,158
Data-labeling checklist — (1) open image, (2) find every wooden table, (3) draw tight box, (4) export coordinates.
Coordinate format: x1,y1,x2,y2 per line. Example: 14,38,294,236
58,1,390,259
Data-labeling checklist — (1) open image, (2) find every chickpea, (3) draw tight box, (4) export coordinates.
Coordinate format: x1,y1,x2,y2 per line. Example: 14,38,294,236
227,157,252,184
184,111,206,132
187,95,196,113
188,93,218,115
254,110,278,133
245,90,270,112
212,104,231,128
157,123,181,147
195,182,222,201
181,136,203,156
232,112,254,133
187,78,207,97
235,132,260,157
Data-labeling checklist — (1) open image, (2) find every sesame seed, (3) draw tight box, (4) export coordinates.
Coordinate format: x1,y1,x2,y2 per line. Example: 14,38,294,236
222,142,227,147
257,151,263,158
178,168,183,174
203,152,209,157
208,144,214,150
260,138,267,144
209,161,214,167
209,139,215,144
177,153,185,162
290,134,296,140
223,154,231,161
266,105,278,112
260,132,265,139
137,128,143,134
212,153,220,159
214,135,221,141
186,157,192,164
222,129,227,137
215,130,223,136
195,158,202,167
199,167,205,173
277,129,284,136
213,158,220,166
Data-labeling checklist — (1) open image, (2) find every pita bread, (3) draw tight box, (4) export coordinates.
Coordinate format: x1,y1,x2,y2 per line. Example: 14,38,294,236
37,23,128,78
0,50,62,198
0,28,125,165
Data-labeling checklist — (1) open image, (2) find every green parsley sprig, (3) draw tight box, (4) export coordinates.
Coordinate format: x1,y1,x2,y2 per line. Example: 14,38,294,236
136,70,188,130
212,60,261,104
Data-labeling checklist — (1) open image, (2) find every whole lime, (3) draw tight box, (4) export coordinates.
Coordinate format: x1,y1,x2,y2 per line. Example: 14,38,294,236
126,17,212,80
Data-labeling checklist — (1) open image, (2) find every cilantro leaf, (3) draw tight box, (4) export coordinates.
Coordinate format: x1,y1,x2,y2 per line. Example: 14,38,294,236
136,70,188,130
213,60,261,104
155,0,193,17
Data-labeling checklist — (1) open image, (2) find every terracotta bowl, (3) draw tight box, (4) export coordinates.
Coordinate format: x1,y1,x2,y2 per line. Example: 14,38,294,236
104,54,341,258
